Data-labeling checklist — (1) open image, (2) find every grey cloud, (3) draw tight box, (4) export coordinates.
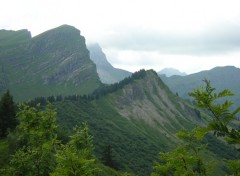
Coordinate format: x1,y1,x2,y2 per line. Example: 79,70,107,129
101,21,240,55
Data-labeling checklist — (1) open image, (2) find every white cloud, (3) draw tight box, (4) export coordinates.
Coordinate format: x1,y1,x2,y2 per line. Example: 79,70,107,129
1,0,240,73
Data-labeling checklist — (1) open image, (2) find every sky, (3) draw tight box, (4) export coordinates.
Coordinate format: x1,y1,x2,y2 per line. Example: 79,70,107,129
1,0,240,74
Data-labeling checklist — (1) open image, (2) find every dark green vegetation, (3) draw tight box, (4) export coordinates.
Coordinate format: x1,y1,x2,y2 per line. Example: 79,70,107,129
0,90,17,138
0,25,101,102
160,66,240,109
88,43,132,84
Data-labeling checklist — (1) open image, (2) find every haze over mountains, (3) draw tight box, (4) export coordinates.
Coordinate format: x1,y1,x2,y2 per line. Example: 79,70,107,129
158,68,187,77
0,25,239,175
88,43,131,84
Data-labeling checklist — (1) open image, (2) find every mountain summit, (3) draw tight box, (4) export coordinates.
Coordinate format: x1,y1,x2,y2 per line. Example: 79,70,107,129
0,25,100,101
158,67,187,77
88,43,131,84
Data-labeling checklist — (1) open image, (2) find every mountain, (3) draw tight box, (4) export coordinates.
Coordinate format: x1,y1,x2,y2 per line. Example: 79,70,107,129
54,70,231,175
160,66,240,109
88,43,132,84
53,69,238,175
158,67,187,77
0,25,101,101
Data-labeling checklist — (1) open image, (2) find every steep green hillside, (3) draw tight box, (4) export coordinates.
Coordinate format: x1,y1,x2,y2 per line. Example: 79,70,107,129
54,70,205,175
88,43,132,84
1,69,238,175
160,66,240,109
0,25,101,101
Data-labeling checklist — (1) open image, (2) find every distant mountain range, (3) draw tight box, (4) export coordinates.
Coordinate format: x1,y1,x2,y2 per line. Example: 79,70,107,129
88,43,131,84
158,67,187,77
160,66,240,109
0,25,100,101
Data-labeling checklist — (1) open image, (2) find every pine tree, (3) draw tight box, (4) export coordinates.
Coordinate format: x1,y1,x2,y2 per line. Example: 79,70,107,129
102,144,118,170
0,90,17,138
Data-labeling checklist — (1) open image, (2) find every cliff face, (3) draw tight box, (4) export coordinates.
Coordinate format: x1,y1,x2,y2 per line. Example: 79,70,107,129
0,25,101,101
106,70,202,143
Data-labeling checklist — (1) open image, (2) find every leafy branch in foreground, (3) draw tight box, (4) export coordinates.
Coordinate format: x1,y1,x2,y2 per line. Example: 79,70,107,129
6,103,59,176
189,79,240,175
51,123,98,176
152,79,240,176
151,127,211,176
189,79,240,145
1,104,99,176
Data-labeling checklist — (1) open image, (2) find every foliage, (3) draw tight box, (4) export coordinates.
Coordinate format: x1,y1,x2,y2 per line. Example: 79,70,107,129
5,103,58,176
51,123,98,176
189,79,240,145
151,127,211,176
189,79,240,175
0,90,17,138
0,103,105,175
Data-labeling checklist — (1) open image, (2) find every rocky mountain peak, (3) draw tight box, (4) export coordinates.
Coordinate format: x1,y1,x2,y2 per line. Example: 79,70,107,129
0,25,101,101
88,43,131,84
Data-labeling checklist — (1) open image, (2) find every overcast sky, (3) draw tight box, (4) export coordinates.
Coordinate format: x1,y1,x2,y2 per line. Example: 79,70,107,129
1,0,240,74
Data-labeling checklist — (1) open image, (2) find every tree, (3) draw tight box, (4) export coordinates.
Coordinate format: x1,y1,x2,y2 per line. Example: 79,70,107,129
51,123,98,176
101,144,118,170
6,103,58,176
0,90,17,138
152,127,210,176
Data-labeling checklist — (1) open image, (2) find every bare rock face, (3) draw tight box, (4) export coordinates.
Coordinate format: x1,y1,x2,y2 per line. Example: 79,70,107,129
106,70,202,142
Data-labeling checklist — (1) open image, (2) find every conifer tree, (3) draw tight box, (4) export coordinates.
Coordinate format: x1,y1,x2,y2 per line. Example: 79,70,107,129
0,90,16,138
102,144,118,170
